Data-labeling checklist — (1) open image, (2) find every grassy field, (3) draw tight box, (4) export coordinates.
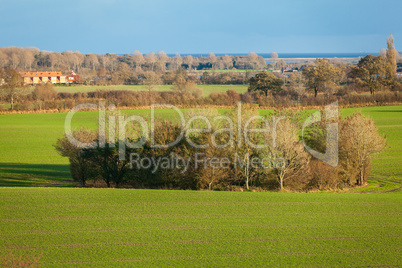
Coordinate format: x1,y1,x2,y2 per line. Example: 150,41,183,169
0,188,401,267
50,84,249,96
0,105,401,190
0,105,401,266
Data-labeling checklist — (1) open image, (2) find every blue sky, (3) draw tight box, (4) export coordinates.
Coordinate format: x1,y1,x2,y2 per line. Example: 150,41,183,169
0,0,400,54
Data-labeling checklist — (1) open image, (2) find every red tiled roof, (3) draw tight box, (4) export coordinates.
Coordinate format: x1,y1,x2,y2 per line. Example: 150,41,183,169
21,72,63,77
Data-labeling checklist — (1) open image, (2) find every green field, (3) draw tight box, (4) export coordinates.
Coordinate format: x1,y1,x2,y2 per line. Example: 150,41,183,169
0,105,401,190
0,105,401,266
0,188,401,267
50,84,248,96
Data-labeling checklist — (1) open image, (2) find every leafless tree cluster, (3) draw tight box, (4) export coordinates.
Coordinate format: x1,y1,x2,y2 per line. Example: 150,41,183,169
0,47,267,74
55,105,386,191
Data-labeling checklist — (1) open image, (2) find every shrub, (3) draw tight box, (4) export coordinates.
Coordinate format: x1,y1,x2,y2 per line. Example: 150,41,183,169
32,83,57,101
54,128,99,187
307,160,341,190
241,92,254,104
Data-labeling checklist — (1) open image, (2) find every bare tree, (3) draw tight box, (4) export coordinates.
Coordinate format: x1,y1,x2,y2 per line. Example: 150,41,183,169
131,50,145,69
9,50,20,69
172,53,183,70
270,51,278,59
0,51,9,68
172,75,202,97
143,71,162,92
247,51,259,69
289,72,306,103
0,68,27,110
146,52,158,71
379,48,387,57
339,113,387,186
207,52,217,70
225,105,262,190
183,55,194,71
172,74,187,92
276,59,286,71
222,55,233,70
385,34,397,82
116,62,132,83
156,51,168,71
270,51,279,66
65,51,82,72
268,119,310,190
85,53,99,70
47,53,59,71
157,50,168,61
20,49,35,70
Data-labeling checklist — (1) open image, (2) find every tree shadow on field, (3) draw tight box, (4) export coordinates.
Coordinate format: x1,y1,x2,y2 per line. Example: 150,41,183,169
0,163,74,187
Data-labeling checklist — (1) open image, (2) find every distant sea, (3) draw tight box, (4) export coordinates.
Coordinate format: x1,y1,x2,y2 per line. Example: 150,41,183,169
166,53,378,58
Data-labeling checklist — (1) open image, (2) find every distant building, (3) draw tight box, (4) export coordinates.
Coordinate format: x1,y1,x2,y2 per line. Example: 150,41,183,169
66,71,80,83
20,72,67,84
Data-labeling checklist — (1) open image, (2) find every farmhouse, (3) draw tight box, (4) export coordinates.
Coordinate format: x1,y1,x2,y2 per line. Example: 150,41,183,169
21,72,66,84
20,71,80,84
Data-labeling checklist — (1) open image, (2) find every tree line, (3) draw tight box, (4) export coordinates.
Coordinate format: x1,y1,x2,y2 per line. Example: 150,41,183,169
1,81,401,113
0,47,267,74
